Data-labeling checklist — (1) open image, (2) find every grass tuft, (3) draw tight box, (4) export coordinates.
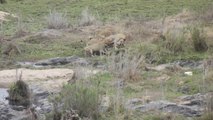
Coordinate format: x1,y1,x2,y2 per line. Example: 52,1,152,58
45,10,69,29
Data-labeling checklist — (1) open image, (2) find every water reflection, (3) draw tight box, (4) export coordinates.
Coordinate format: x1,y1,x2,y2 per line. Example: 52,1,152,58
0,88,8,104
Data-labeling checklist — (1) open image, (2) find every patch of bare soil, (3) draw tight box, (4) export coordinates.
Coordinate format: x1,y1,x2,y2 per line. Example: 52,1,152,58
0,68,74,92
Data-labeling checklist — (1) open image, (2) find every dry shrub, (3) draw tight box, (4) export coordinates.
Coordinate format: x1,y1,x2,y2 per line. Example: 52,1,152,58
79,7,99,26
107,51,144,82
124,21,149,41
190,27,208,52
45,10,69,29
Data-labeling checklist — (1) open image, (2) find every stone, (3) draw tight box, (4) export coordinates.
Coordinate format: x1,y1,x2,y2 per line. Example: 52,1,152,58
34,56,90,67
125,93,209,117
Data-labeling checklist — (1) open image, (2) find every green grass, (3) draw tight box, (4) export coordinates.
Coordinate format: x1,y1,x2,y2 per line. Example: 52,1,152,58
0,0,212,62
0,0,212,35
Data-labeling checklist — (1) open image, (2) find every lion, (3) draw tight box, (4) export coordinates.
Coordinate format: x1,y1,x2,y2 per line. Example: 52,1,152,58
95,26,116,38
84,41,107,56
105,33,127,50
84,33,127,56
86,36,103,46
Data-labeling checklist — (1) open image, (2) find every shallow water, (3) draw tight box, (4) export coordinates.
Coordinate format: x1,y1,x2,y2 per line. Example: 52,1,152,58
0,88,8,104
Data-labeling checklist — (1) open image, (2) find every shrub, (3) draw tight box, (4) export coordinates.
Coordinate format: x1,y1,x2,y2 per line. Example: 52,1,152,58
45,10,69,29
163,29,187,54
0,0,6,4
107,52,144,82
48,82,101,120
191,27,208,52
61,84,99,119
79,7,98,26
8,78,31,107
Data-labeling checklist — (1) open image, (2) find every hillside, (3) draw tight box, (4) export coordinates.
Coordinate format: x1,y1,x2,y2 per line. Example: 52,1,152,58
0,0,213,120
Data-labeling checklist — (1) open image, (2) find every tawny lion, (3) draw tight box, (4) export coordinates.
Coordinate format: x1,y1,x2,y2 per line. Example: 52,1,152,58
106,33,127,49
84,41,107,56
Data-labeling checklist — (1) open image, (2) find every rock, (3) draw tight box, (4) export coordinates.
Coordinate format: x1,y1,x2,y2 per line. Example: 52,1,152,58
133,100,202,117
174,60,203,68
0,68,74,91
125,98,144,110
34,56,90,67
31,85,52,115
0,102,35,120
126,93,209,117
17,56,106,68
178,93,207,106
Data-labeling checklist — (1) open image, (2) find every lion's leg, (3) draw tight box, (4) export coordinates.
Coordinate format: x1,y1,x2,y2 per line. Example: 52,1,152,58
114,42,118,50
90,49,94,57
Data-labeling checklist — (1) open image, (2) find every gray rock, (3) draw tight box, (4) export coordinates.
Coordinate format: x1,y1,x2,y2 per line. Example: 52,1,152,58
31,85,53,115
0,102,33,120
174,60,203,68
34,56,90,67
133,100,202,117
17,56,91,67
126,93,208,117
0,85,53,120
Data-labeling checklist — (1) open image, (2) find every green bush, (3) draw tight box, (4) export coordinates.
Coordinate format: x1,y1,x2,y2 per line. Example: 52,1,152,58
191,27,208,52
163,30,187,54
61,84,100,119
0,0,6,4
48,83,100,120
8,80,31,107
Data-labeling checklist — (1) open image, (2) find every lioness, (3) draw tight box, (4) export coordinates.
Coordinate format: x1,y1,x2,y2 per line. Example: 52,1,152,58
105,33,126,49
84,41,107,56
86,36,104,46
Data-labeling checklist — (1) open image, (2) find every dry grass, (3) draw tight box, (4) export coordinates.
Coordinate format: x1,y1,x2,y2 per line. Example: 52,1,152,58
107,51,144,82
79,7,99,26
13,17,29,38
199,6,213,24
45,10,69,29
163,29,187,54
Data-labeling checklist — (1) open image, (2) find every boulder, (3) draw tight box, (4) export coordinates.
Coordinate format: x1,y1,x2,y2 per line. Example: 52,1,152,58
126,93,208,117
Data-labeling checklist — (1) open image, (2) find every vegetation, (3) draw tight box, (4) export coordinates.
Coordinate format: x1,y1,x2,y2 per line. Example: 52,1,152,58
191,27,208,52
0,0,212,120
47,80,100,120
45,10,69,29
8,79,31,107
